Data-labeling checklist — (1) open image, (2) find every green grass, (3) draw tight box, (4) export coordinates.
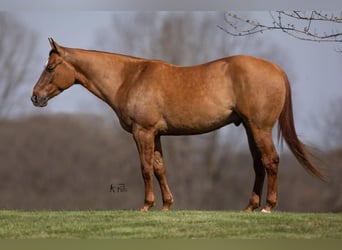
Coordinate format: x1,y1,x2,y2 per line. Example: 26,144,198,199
0,210,341,239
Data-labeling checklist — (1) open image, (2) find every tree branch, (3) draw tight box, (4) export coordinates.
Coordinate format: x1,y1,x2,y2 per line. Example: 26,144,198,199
219,11,342,45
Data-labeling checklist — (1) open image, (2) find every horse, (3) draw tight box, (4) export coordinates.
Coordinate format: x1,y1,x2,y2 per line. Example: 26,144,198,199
31,38,325,213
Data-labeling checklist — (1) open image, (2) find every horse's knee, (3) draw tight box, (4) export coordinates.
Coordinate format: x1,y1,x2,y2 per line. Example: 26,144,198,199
141,167,153,180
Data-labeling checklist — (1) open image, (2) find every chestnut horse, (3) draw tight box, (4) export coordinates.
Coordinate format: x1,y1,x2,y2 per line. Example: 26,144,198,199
31,38,325,212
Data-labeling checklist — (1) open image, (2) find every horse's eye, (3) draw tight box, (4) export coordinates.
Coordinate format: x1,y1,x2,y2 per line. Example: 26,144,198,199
46,65,54,72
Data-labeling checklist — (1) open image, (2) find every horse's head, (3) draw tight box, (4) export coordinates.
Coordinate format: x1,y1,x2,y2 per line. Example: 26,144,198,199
31,38,76,107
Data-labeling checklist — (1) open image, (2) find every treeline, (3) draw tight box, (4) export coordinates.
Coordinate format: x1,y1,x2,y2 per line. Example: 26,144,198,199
0,114,340,212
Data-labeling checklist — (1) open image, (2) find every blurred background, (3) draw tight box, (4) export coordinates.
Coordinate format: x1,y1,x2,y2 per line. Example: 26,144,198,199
0,11,341,212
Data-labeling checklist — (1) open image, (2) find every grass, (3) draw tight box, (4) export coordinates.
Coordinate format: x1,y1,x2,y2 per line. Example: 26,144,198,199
0,210,341,239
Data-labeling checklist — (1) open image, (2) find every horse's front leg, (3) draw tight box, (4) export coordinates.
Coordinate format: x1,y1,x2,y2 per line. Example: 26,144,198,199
133,125,156,211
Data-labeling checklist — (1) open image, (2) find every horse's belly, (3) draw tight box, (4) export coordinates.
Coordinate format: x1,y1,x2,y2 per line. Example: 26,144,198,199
162,105,235,135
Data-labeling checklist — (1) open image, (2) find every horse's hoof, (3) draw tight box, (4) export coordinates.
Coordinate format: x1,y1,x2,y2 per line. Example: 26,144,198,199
161,206,170,211
140,200,155,211
140,205,153,212
244,204,259,212
161,200,173,211
261,209,271,214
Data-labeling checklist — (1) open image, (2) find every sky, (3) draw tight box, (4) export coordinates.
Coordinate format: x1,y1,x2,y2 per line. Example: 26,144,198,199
4,11,342,147
1,0,339,11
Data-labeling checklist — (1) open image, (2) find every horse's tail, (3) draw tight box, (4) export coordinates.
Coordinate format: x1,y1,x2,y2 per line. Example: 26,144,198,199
278,75,326,181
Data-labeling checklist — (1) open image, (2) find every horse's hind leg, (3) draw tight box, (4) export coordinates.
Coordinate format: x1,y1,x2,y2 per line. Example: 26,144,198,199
153,136,173,211
244,123,266,212
245,124,279,212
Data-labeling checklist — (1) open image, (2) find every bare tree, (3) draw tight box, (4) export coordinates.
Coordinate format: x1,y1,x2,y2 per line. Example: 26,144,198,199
0,13,38,119
219,11,342,50
325,148,342,212
321,97,342,149
1,113,337,212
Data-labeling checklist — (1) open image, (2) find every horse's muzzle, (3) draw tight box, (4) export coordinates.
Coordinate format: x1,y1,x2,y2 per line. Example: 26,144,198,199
31,94,48,107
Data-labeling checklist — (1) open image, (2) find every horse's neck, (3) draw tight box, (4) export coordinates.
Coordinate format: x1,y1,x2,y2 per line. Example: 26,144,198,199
69,49,132,105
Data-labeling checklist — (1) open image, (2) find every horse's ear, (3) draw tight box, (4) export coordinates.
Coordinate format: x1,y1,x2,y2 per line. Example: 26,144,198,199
48,37,60,53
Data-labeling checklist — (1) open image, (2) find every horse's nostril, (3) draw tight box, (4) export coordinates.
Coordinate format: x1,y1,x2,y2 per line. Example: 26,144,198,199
31,95,38,103
31,94,48,107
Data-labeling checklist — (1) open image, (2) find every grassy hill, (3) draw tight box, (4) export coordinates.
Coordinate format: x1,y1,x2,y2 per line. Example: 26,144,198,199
0,210,341,239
